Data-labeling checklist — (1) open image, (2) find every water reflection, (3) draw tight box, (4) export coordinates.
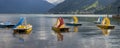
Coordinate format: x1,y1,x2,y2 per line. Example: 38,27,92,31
97,26,112,37
101,29,111,36
52,30,63,41
13,32,31,42
74,26,78,32
0,16,120,48
104,37,110,48
97,27,112,48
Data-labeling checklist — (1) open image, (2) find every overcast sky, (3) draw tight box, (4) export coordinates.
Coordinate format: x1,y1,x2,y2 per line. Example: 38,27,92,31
45,0,65,5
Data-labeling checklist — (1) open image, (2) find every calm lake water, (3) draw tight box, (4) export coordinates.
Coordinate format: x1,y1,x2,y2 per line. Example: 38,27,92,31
0,14,120,48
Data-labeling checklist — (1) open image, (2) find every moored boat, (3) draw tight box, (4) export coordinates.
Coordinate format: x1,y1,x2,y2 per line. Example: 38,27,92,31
96,16,115,29
66,16,82,26
52,17,69,32
13,17,32,34
0,21,15,28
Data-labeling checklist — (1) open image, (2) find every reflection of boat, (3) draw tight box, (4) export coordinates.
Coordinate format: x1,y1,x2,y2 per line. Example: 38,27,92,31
101,29,111,36
74,26,78,32
13,33,31,42
66,16,82,26
97,16,115,29
13,17,32,34
54,31,63,41
52,17,69,32
0,21,15,28
94,16,103,24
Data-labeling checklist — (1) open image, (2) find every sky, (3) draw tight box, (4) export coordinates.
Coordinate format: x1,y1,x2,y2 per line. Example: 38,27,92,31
45,0,65,5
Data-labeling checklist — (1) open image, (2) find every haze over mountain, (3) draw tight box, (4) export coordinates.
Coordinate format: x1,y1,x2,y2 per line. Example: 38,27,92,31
0,0,55,13
48,0,119,14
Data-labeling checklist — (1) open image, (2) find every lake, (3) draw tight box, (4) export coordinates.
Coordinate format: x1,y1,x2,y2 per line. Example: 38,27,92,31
0,14,120,48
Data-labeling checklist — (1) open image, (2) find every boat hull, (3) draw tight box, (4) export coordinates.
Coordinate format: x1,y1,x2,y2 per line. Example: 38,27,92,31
13,24,32,34
96,24,115,29
52,27,69,32
66,23,82,26
13,28,32,34
112,15,120,19
0,25,15,28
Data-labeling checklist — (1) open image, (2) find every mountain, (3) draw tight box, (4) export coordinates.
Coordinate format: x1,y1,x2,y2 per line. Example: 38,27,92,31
95,0,120,14
0,0,55,13
48,0,118,14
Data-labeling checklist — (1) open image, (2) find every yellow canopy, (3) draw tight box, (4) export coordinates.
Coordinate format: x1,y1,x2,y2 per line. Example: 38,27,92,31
72,16,78,24
101,17,110,26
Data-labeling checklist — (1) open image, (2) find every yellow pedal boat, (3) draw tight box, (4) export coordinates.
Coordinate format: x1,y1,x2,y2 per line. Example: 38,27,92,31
13,17,32,34
52,17,69,32
96,16,115,29
14,24,32,34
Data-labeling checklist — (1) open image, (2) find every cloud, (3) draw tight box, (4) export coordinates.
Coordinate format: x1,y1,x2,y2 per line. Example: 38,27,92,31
45,0,64,5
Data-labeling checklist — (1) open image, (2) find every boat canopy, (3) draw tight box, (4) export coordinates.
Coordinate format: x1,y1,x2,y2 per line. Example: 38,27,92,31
97,16,103,23
14,17,24,28
72,16,78,24
101,16,110,26
54,17,65,28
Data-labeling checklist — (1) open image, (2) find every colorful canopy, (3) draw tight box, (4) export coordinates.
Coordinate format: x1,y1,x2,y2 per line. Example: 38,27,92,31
101,17,110,26
14,17,24,28
72,16,78,24
54,17,65,28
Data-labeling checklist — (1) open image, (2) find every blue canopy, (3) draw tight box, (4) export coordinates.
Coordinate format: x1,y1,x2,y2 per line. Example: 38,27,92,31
99,16,103,23
14,17,24,28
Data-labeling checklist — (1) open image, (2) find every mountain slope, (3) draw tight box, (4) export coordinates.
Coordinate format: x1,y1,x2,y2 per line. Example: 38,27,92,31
48,0,117,14
0,0,55,13
95,0,120,14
